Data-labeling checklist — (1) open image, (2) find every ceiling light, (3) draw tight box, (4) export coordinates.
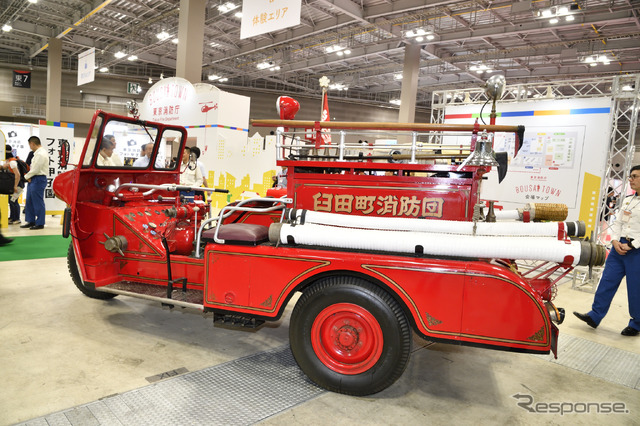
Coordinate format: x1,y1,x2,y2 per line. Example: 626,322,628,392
269,66,280,71
394,74,403,80
622,84,634,92
558,6,569,14
337,51,344,56
219,77,228,82
390,99,401,105
257,61,270,69
583,55,610,66
156,31,170,41
28,0,37,3
549,18,558,24
2,23,12,32
329,83,348,91
344,49,351,55
99,67,108,73
148,77,153,84
406,28,435,41
541,9,554,18
160,73,164,79
114,51,126,59
171,38,178,44
235,12,242,18
208,74,220,81
565,15,575,21
128,55,138,61
218,2,237,13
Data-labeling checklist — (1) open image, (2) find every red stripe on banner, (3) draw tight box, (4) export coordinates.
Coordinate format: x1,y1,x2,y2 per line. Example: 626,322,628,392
445,113,473,119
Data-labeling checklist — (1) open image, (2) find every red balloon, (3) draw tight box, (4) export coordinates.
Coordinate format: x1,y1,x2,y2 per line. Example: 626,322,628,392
276,96,300,120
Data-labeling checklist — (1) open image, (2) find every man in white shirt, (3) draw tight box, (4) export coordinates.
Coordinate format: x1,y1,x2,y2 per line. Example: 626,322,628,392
20,136,49,230
133,143,154,168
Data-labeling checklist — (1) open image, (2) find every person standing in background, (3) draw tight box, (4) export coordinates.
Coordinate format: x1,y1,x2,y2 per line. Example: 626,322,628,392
179,147,203,201
102,135,123,166
188,146,208,188
574,165,640,337
0,211,12,245
3,144,25,224
133,143,154,167
20,136,49,230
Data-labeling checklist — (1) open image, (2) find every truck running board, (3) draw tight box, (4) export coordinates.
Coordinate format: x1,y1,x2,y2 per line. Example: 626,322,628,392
97,281,205,310
213,313,265,329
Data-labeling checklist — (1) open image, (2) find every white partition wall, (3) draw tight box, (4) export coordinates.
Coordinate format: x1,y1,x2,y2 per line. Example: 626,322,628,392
140,78,277,209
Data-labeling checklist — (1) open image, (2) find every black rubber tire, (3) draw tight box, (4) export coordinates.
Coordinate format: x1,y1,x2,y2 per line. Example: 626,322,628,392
67,242,117,300
289,276,412,396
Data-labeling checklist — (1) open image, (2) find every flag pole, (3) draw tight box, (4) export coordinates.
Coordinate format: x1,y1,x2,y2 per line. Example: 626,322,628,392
318,76,330,155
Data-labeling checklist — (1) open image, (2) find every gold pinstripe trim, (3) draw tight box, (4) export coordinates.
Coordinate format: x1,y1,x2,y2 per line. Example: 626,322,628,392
118,274,204,288
300,183,470,194
114,256,203,266
362,264,550,347
204,250,330,313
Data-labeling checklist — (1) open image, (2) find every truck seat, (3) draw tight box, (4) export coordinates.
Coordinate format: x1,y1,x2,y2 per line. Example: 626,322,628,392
201,223,269,245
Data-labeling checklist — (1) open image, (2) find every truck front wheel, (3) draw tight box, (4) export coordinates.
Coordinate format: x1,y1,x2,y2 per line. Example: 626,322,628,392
290,276,411,396
67,242,117,300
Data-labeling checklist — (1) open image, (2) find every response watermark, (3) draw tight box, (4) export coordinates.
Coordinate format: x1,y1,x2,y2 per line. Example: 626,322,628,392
512,393,630,415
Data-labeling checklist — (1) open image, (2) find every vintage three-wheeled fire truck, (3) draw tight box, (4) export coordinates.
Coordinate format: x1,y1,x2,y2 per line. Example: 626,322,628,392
53,104,605,396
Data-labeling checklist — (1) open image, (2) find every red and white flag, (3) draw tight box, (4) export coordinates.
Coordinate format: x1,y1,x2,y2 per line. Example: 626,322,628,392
321,91,331,145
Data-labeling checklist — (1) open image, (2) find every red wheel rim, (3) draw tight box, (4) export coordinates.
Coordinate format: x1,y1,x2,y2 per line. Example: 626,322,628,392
311,303,384,375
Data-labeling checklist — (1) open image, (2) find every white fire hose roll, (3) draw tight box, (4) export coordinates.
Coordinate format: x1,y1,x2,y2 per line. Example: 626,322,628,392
287,209,585,238
269,222,601,267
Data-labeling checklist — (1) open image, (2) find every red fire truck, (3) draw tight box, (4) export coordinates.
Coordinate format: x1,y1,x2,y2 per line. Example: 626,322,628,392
53,109,605,396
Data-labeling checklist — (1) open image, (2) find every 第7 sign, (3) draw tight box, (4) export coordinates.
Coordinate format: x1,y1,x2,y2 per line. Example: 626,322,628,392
240,0,301,40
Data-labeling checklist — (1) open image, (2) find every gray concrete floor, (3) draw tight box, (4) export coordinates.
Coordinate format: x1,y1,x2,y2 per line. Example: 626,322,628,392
1,216,639,425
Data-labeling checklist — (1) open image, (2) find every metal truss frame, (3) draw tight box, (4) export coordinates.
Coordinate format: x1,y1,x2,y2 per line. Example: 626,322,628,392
431,74,640,292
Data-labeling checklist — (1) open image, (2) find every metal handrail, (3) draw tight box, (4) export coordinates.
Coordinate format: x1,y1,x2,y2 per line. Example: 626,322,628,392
195,197,291,257
113,183,228,198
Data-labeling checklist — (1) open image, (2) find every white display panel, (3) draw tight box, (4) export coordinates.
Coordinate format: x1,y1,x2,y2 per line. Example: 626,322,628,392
444,97,612,222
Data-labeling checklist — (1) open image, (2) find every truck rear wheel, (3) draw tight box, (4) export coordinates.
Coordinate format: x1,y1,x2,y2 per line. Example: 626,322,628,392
290,276,411,396
67,242,117,300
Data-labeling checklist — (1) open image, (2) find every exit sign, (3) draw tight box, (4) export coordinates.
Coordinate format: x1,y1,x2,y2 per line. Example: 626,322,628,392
127,82,141,94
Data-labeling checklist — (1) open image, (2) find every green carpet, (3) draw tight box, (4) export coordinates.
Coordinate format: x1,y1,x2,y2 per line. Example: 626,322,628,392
0,235,69,261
